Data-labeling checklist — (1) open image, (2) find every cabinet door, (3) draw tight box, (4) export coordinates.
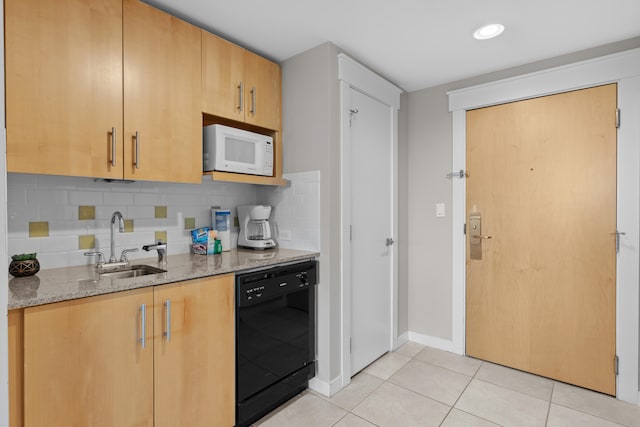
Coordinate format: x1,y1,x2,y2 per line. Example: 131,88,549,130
9,310,23,427
154,274,235,427
202,31,246,122
5,0,123,179
123,0,202,183
23,288,154,427
244,51,282,131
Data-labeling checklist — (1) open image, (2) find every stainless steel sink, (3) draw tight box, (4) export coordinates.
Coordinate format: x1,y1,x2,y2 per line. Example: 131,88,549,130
99,264,167,280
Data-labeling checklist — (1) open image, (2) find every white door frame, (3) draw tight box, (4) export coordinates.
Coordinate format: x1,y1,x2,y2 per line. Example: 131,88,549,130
338,53,402,390
448,48,640,405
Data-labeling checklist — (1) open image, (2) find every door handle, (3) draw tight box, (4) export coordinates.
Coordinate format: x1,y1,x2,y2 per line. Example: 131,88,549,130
469,212,490,260
469,213,492,243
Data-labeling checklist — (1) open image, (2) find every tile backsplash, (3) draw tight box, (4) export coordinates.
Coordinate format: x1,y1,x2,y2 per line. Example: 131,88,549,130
258,170,321,252
7,174,257,269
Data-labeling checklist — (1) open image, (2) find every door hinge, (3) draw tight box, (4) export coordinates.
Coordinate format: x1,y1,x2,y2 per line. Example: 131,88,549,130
616,108,620,128
463,223,466,235
349,337,352,354
614,355,619,375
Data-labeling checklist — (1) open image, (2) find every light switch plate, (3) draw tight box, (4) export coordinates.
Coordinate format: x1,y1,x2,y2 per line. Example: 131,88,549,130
436,203,446,217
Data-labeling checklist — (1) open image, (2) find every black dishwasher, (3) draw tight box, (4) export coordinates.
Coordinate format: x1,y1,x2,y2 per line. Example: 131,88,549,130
235,260,318,427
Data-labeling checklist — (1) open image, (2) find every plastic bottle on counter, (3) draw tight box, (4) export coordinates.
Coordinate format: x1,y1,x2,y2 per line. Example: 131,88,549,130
213,209,231,251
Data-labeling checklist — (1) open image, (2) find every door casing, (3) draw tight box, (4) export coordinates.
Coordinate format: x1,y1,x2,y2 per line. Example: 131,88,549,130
338,53,402,391
448,48,640,405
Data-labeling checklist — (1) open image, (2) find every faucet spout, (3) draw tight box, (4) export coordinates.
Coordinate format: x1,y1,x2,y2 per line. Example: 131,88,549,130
110,211,125,263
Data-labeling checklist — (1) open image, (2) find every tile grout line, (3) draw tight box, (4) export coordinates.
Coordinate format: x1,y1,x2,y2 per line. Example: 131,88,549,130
544,382,554,426
437,361,486,426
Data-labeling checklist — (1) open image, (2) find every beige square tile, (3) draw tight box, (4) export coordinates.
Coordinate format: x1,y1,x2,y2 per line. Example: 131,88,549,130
255,392,346,427
389,359,471,405
333,413,376,427
455,379,549,427
124,219,134,233
414,346,482,376
552,382,640,427
330,372,384,411
441,409,500,427
154,205,167,219
78,234,96,250
475,362,553,401
547,403,625,427
352,382,450,427
78,205,95,220
394,341,425,358
184,217,196,230
363,352,411,380
155,231,167,243
28,221,49,238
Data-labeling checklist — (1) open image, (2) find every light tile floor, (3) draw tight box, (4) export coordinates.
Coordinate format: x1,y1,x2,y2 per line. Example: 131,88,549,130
254,341,640,427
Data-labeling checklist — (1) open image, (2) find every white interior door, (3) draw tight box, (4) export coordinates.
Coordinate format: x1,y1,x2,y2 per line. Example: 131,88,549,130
349,87,393,375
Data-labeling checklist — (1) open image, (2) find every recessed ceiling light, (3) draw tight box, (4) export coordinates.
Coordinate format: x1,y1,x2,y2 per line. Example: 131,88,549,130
473,23,505,40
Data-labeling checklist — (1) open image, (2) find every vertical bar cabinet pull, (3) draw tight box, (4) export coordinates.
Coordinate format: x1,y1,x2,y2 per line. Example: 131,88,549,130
164,299,171,342
139,303,146,348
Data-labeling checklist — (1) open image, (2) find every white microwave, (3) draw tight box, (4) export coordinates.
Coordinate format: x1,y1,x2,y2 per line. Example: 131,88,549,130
203,124,274,176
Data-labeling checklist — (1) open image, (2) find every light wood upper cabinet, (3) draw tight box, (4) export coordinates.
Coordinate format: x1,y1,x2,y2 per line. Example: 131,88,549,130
154,274,235,427
244,50,282,131
23,288,155,427
5,0,202,183
202,30,282,132
5,0,124,179
123,0,202,183
202,33,246,123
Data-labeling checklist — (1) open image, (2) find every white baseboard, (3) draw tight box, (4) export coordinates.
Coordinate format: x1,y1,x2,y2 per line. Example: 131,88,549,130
308,375,343,397
394,331,410,350
407,331,455,353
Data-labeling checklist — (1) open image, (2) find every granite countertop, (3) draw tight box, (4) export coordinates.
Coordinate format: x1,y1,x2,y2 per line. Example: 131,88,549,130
8,248,319,309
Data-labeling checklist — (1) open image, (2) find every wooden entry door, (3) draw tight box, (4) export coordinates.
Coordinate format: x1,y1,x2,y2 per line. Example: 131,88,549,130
465,84,617,395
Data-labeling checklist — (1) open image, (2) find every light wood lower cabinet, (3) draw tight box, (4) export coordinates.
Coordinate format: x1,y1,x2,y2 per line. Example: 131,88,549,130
154,276,235,427
11,274,234,427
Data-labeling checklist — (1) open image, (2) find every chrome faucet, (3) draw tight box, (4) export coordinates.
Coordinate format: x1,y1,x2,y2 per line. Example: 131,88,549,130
143,242,167,264
110,211,126,263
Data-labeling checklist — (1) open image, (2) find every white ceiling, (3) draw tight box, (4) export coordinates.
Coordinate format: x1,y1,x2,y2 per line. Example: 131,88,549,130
144,0,640,92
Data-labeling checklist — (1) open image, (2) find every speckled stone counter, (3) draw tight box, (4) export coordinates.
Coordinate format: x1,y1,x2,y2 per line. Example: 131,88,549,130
8,248,319,309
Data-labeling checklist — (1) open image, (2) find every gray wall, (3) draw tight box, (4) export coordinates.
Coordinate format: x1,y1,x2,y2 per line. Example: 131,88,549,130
282,42,410,386
407,36,640,341
281,42,343,382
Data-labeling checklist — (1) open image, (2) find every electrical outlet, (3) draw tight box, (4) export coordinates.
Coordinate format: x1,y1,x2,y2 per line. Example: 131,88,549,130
436,203,446,217
279,229,292,241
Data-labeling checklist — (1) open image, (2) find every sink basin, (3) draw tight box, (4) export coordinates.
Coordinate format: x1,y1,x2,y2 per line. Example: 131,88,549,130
99,264,167,280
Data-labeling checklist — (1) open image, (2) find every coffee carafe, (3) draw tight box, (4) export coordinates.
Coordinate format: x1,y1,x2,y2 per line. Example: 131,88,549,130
237,205,276,250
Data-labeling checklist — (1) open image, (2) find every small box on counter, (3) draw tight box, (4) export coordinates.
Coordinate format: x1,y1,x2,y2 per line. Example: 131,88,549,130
190,227,220,255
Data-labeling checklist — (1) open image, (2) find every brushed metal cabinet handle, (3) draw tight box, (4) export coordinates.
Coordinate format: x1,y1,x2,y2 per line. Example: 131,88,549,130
164,299,171,342
238,82,244,112
139,303,146,348
135,131,140,169
111,127,117,167
250,87,256,115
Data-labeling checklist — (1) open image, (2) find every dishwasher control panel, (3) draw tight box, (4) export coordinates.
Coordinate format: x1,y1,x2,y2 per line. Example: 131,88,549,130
236,260,318,307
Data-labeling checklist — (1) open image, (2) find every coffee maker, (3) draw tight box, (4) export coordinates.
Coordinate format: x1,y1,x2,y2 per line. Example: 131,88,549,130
237,205,276,250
